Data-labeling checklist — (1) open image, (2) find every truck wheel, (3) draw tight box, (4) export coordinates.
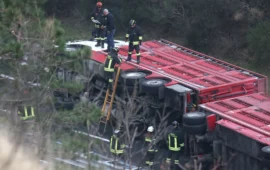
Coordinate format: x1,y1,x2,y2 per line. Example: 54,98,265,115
140,79,167,95
183,112,206,126
261,146,270,160
183,123,207,135
121,71,146,86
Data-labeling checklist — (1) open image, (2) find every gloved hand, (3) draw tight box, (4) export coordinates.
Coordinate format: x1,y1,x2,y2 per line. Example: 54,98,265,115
107,30,111,34
139,41,142,45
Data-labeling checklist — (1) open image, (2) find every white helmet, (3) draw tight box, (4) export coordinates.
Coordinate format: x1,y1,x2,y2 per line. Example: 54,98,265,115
114,129,120,134
147,126,154,132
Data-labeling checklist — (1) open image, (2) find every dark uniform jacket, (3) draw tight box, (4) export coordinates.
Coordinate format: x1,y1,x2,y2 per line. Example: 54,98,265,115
144,134,158,152
126,25,143,44
105,13,115,31
91,7,106,26
167,126,185,151
110,134,125,154
104,51,122,72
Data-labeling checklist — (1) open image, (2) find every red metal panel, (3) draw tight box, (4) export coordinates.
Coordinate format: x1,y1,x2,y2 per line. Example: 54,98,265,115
244,107,270,123
226,70,254,80
216,120,270,145
230,110,267,127
91,51,107,63
142,41,164,49
156,48,199,62
194,60,227,72
201,93,270,144
117,40,267,98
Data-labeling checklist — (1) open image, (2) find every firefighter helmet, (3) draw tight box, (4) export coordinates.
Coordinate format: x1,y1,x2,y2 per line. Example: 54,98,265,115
172,121,179,128
147,126,154,132
112,47,119,53
114,129,120,134
96,2,102,7
129,19,136,27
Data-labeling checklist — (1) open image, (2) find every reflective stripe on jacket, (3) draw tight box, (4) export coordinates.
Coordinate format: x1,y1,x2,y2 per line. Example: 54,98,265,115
168,133,184,151
144,136,158,152
104,52,122,72
110,135,124,154
126,25,142,45
18,106,35,120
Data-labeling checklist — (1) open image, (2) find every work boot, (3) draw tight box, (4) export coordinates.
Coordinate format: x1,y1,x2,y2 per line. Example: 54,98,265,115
95,40,101,47
137,56,141,64
126,54,131,62
101,41,104,48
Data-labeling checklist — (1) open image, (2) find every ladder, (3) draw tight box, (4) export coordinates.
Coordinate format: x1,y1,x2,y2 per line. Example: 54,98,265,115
100,66,121,132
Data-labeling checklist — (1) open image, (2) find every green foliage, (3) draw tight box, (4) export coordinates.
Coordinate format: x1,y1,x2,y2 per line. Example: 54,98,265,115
247,21,270,65
54,102,102,126
50,77,84,94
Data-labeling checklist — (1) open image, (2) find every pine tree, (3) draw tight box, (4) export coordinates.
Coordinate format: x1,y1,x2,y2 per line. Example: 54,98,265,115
0,0,93,163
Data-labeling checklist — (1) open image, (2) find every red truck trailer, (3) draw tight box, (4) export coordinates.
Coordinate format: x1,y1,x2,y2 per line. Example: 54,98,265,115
194,93,270,170
63,39,270,169
87,39,267,119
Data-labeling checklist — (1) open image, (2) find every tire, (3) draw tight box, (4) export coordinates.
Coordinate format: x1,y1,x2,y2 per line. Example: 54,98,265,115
183,123,207,135
55,98,75,110
121,71,146,86
183,112,206,126
140,79,167,95
261,146,270,160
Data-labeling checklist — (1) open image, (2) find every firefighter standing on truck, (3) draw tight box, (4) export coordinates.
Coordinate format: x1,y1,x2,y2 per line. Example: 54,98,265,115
144,126,158,169
125,19,143,64
110,129,125,159
166,121,185,170
91,2,106,48
104,47,122,89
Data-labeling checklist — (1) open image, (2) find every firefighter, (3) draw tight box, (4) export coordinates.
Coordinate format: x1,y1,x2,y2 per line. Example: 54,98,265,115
144,126,158,169
91,2,106,48
166,121,185,170
18,105,35,121
125,19,143,64
110,129,125,158
103,9,116,52
104,47,122,89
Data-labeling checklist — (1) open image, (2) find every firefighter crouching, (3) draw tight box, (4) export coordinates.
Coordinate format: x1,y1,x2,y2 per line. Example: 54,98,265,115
144,126,158,169
104,47,122,89
166,121,185,170
110,129,125,158
125,19,143,64
18,105,35,121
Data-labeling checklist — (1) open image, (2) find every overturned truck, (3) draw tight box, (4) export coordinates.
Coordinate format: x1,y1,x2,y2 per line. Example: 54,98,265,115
58,39,269,169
